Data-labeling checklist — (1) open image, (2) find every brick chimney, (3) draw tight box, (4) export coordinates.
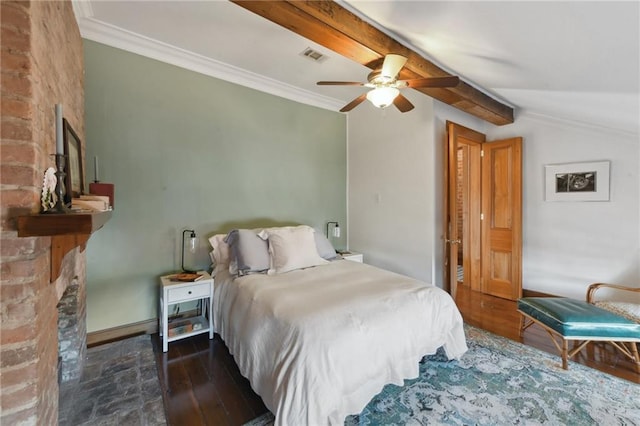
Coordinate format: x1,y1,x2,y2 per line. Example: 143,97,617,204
1,1,85,424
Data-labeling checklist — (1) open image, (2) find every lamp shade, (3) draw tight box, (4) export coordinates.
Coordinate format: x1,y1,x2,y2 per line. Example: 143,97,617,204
333,223,341,238
182,229,197,272
366,87,400,108
326,221,340,239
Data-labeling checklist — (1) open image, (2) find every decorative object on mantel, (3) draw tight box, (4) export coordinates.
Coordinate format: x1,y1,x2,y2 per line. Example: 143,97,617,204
544,160,610,202
46,104,71,214
41,167,57,212
63,118,84,206
48,153,71,213
22,106,113,282
71,194,110,212
88,155,115,209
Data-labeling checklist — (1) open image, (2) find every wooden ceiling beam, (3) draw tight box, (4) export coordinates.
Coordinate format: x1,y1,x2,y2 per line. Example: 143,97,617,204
231,0,514,125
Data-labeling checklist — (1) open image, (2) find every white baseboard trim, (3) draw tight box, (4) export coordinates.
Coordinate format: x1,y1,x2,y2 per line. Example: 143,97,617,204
87,318,158,347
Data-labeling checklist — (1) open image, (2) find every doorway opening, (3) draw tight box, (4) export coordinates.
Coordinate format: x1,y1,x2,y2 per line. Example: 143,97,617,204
444,121,523,301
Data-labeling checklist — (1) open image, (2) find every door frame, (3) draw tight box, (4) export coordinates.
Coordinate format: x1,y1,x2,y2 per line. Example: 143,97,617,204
443,121,485,297
443,121,522,301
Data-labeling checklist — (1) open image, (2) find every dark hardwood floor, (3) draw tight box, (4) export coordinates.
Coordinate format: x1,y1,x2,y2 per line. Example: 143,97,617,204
151,333,268,426
455,285,639,383
152,286,639,426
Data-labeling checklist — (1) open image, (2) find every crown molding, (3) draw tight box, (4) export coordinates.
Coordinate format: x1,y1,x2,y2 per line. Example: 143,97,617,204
76,17,345,112
517,110,638,138
72,0,93,20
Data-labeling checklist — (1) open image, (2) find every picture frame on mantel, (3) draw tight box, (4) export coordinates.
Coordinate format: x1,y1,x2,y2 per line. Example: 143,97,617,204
544,160,610,202
63,118,84,205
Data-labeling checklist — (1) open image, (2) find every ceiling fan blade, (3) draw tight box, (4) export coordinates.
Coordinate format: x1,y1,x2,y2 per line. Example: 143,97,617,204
405,76,460,88
340,93,368,112
393,94,415,113
317,81,365,86
381,54,407,79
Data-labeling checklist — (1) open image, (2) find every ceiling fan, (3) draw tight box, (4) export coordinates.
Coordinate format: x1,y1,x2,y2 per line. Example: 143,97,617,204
317,54,459,113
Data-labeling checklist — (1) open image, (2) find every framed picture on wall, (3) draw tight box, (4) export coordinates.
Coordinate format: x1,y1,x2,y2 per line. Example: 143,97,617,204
63,119,84,205
544,161,610,202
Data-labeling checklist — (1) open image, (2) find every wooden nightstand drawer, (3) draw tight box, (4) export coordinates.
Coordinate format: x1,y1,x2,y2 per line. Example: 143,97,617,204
167,282,210,303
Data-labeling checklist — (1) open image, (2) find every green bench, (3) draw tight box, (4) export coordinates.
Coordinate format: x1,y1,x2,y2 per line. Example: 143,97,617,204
518,297,640,371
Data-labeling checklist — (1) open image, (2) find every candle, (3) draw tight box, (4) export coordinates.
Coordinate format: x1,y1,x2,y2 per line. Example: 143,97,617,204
94,156,99,182
55,104,63,154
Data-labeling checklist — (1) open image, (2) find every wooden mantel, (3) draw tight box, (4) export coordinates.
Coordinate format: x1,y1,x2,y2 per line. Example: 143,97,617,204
17,211,112,283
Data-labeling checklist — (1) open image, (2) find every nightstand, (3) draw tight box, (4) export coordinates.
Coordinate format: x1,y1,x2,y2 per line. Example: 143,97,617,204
159,271,214,352
340,251,363,263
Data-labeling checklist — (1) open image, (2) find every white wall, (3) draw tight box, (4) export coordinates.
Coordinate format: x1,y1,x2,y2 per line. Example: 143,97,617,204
347,92,437,283
487,114,640,300
432,102,487,286
349,94,639,302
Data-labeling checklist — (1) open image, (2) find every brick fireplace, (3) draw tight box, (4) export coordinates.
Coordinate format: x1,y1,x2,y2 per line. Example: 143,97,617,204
57,279,87,384
1,1,85,424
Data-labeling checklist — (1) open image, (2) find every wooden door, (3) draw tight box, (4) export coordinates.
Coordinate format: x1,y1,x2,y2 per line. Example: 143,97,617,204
481,138,522,299
444,122,522,300
445,122,484,298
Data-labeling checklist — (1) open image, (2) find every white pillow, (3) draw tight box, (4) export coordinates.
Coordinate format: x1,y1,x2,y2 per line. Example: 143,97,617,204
313,229,338,260
258,226,328,274
224,229,270,275
208,233,230,266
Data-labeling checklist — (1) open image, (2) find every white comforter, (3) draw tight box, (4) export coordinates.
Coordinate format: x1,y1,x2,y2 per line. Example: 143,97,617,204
213,259,467,425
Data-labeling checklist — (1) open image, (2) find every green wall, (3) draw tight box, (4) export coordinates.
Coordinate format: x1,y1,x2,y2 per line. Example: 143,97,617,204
83,40,347,332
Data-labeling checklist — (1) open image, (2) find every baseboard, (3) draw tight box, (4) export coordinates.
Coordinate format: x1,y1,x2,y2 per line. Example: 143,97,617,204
86,309,203,347
87,318,158,347
522,289,556,298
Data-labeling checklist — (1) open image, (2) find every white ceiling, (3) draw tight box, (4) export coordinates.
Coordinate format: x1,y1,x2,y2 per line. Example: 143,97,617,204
74,1,639,134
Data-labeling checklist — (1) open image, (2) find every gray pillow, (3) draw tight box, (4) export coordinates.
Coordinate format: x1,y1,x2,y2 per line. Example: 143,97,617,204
225,229,270,275
314,230,338,260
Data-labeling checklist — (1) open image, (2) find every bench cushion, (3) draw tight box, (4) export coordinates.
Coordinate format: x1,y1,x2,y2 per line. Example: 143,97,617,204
518,297,640,339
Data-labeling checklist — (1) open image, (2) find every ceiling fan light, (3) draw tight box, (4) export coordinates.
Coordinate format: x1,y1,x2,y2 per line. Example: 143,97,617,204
366,87,400,108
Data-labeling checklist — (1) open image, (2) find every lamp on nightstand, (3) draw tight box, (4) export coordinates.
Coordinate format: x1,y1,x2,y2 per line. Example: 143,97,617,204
326,221,340,239
181,229,197,272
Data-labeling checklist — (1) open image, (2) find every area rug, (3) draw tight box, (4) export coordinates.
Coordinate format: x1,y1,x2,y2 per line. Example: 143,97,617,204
59,334,166,426
244,325,639,425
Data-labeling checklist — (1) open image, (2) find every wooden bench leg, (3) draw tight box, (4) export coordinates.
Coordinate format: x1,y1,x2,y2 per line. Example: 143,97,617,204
631,342,640,374
607,341,640,373
519,313,524,338
562,339,569,370
518,313,535,339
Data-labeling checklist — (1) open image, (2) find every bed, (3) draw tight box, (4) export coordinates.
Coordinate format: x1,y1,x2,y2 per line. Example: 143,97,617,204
209,226,467,425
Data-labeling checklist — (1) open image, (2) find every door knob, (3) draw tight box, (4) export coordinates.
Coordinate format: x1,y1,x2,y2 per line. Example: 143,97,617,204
446,239,461,244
